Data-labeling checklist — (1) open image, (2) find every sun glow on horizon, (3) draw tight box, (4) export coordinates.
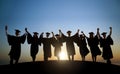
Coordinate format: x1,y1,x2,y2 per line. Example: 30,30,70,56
59,51,67,60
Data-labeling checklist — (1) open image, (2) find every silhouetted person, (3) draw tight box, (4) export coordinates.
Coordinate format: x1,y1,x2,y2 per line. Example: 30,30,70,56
59,30,79,61
39,32,52,61
82,29,101,62
76,32,89,61
25,28,41,62
51,31,63,60
99,27,113,64
5,25,26,65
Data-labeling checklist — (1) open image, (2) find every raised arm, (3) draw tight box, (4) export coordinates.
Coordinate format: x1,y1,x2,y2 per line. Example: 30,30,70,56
51,32,55,38
81,31,88,38
25,28,29,34
5,25,13,45
97,28,100,39
97,28,100,35
59,29,67,38
77,29,80,34
59,29,62,37
39,32,44,38
25,28,32,36
109,27,112,36
5,25,8,36
72,29,79,38
25,28,33,44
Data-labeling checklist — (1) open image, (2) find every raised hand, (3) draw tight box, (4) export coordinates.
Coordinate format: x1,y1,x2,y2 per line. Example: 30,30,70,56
110,27,112,30
5,25,8,31
81,31,83,33
109,27,112,36
51,32,54,37
77,29,80,33
5,25,8,35
97,28,99,31
25,28,27,32
59,29,61,32
51,32,53,34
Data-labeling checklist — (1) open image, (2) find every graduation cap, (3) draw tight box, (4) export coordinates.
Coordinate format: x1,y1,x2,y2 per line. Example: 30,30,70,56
89,32,94,35
55,34,60,36
101,32,107,35
33,32,39,35
46,32,50,35
15,29,21,33
67,30,72,34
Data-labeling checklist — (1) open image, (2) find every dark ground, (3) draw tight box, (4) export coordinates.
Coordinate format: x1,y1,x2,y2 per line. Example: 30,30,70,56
0,61,120,74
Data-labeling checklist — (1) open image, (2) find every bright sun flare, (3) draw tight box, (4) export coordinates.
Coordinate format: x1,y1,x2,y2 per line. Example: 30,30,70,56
59,52,66,60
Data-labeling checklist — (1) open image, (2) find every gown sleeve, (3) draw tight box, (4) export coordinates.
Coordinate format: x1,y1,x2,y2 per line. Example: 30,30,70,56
99,36,104,47
72,32,79,43
107,35,114,45
94,35,100,45
27,32,32,44
7,34,14,45
39,33,44,45
51,37,56,47
61,32,67,42
20,34,26,44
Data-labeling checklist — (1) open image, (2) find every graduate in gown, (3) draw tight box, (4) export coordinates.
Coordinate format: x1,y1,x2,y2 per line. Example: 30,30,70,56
82,29,101,62
99,27,113,64
39,32,52,61
76,32,89,61
59,30,79,61
51,31,63,60
5,25,26,65
25,28,41,62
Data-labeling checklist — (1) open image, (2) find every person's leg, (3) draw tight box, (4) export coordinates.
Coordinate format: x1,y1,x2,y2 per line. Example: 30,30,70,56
10,59,13,65
72,55,74,61
94,56,96,62
68,55,70,61
92,55,94,62
82,56,85,61
15,59,18,64
10,56,13,65
44,56,48,61
107,59,111,64
32,56,36,62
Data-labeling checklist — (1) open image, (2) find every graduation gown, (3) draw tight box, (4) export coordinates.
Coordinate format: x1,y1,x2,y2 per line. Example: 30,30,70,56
77,37,89,57
100,35,113,60
27,32,40,57
40,36,52,58
87,35,101,56
52,37,63,57
61,32,78,55
7,34,26,60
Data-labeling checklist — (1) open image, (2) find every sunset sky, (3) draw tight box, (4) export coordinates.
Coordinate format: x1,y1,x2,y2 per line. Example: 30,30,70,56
0,0,120,65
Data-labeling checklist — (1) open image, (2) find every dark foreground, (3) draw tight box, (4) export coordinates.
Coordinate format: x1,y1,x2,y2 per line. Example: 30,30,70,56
0,61,120,74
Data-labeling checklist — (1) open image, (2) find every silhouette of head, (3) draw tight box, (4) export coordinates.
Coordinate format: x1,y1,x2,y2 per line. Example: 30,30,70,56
89,32,94,38
55,34,60,39
80,34,84,39
15,29,21,36
67,30,72,37
101,32,107,38
33,32,39,37
46,32,50,38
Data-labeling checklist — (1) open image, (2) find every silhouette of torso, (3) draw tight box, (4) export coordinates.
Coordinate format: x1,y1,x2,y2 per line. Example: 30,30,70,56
7,34,26,60
87,35,101,56
41,38,52,57
100,35,113,59
27,33,40,57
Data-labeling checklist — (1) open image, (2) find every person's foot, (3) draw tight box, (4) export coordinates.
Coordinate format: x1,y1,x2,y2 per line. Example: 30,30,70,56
107,60,111,64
